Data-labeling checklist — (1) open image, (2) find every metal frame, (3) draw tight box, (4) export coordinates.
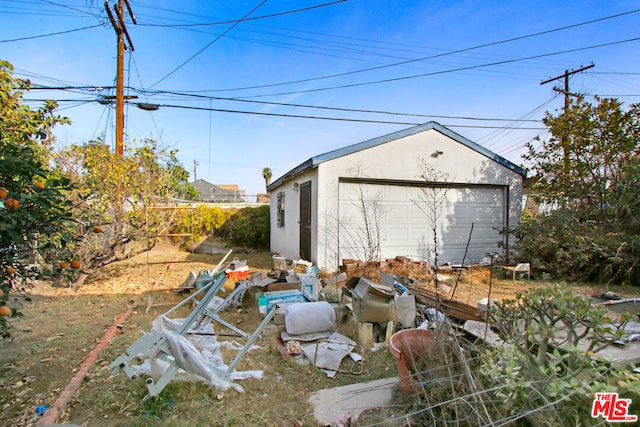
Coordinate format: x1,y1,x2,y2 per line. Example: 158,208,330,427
109,271,276,398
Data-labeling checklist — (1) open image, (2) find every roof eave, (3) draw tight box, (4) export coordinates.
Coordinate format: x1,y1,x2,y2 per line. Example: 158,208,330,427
268,122,526,191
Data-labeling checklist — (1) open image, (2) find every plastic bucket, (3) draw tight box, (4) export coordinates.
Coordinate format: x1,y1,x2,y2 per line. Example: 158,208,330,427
389,329,434,392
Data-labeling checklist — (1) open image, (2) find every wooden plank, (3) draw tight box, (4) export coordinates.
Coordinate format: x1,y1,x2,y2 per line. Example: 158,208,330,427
407,283,483,322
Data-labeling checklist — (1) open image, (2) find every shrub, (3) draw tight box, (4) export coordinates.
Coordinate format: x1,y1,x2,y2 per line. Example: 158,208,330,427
483,285,639,425
216,206,270,248
172,205,230,242
512,209,640,284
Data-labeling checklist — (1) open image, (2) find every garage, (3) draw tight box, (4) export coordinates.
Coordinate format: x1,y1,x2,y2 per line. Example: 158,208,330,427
268,122,525,271
338,181,506,265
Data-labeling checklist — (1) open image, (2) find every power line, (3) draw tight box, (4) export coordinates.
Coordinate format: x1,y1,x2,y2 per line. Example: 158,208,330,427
129,101,547,129
25,85,545,124
590,72,640,75
39,0,96,17
0,24,102,43
149,0,269,88
137,0,348,27
188,8,640,93
239,36,640,99
135,89,541,122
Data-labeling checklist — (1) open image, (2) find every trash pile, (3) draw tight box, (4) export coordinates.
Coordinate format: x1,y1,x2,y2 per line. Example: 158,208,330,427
109,252,454,397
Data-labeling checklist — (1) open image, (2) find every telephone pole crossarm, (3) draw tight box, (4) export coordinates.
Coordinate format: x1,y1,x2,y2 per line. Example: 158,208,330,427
540,63,595,86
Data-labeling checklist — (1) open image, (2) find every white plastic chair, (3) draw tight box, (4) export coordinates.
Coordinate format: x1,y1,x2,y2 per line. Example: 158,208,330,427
511,263,530,280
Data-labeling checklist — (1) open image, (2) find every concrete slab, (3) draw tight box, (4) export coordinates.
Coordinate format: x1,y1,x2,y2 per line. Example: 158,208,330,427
308,376,398,426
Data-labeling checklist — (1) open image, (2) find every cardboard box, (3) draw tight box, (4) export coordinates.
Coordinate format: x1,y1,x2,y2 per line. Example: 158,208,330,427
345,277,395,323
352,295,395,323
273,258,287,270
266,282,300,292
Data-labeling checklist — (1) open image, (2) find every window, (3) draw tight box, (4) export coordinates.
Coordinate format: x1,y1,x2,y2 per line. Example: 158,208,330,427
277,192,285,227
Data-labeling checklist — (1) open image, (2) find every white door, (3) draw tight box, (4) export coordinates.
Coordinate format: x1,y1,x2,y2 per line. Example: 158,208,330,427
338,182,505,265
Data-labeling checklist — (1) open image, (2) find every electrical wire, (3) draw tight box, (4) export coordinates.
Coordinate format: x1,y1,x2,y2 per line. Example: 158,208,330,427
237,36,640,99
134,89,541,122
137,0,348,27
38,0,96,18
91,103,111,141
129,101,546,129
481,96,558,150
26,85,548,124
0,24,102,43
179,8,640,93
128,53,163,140
590,72,640,75
149,0,269,88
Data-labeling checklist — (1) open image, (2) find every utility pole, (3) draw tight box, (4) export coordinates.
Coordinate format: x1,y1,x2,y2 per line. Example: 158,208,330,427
540,63,595,178
193,160,199,181
105,0,136,157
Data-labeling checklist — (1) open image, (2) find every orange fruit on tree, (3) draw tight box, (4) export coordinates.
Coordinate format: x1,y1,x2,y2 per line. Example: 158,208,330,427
70,260,81,269
0,289,4,297
59,261,69,269
92,225,103,233
3,198,18,209
6,267,16,276
0,187,7,199
0,306,10,317
35,181,45,190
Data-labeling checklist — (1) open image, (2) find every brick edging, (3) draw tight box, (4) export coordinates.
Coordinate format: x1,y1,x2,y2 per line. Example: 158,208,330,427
36,307,133,426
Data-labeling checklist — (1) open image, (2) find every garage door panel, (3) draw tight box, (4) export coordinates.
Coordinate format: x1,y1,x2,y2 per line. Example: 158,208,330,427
387,204,410,220
339,182,505,264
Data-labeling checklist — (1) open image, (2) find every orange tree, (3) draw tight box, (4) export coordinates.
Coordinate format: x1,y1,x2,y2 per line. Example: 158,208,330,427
0,61,74,337
52,138,198,288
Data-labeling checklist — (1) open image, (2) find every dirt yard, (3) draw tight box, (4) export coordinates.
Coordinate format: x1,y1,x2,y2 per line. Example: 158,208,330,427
0,240,625,426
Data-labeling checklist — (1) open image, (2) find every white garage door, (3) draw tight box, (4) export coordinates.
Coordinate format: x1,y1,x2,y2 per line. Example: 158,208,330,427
338,182,505,265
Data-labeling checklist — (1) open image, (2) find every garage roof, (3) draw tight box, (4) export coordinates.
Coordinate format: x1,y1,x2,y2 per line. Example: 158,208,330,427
268,121,527,191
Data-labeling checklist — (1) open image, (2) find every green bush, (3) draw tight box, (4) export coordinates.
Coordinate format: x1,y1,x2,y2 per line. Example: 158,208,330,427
512,208,640,284
173,205,230,238
216,206,270,249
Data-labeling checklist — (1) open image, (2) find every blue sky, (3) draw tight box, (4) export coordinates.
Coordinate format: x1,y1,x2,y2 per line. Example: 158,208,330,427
2,0,639,197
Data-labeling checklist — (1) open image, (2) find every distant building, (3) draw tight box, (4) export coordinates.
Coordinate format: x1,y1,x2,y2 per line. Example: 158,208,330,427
191,179,247,202
256,193,270,203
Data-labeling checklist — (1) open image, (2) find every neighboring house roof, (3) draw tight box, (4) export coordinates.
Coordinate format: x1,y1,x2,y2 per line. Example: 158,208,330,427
217,184,240,191
191,179,244,200
268,121,527,191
